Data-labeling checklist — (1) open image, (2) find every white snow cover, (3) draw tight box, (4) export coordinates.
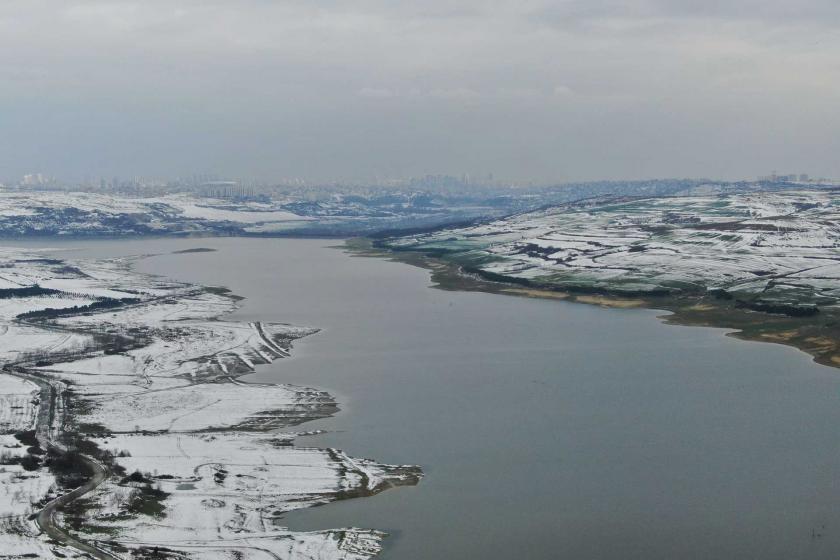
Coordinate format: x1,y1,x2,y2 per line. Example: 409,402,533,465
0,377,81,558
75,432,416,560
0,375,38,434
388,189,840,306
78,382,332,433
0,247,420,559
150,195,309,224
0,192,309,224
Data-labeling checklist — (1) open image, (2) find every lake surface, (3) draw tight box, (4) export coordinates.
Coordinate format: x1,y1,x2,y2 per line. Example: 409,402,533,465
29,237,840,559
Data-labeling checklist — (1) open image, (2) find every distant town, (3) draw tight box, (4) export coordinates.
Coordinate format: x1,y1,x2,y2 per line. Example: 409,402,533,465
6,170,839,201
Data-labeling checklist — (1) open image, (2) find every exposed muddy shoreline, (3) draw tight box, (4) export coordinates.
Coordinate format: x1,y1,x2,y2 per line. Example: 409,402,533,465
347,237,840,370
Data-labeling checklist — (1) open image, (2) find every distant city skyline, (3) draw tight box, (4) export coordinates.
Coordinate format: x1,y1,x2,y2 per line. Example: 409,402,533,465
1,1,839,183
5,168,835,190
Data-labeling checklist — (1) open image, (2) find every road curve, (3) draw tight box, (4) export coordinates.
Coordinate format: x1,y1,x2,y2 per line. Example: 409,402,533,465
36,454,117,560
5,367,120,560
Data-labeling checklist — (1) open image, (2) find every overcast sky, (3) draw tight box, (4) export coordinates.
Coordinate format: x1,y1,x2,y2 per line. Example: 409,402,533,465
1,1,838,183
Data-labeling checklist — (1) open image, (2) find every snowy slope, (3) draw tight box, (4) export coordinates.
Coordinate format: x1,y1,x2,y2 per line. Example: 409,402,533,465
386,189,840,308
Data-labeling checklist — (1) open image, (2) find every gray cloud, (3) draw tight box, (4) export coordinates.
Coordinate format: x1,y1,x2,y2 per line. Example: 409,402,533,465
0,0,838,183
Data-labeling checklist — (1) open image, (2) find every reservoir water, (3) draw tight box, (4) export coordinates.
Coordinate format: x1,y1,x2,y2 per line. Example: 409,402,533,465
32,237,840,559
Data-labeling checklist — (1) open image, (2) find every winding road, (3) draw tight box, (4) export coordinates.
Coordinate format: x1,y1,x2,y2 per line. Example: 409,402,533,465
5,366,119,560
37,454,115,560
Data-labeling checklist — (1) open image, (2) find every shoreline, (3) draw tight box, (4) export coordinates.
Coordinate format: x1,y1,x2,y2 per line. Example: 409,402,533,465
0,242,421,559
346,237,840,371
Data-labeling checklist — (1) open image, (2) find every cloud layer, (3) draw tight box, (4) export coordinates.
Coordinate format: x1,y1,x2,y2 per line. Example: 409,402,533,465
0,1,837,182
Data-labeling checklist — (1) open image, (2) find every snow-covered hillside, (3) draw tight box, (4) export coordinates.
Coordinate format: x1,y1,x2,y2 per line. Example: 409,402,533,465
0,190,514,237
385,189,840,309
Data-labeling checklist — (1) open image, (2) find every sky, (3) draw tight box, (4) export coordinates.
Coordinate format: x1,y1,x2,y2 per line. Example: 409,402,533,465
0,1,838,184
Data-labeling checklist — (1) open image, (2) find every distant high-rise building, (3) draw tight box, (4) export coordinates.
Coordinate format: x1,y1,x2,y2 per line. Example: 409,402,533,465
21,173,47,186
758,172,803,184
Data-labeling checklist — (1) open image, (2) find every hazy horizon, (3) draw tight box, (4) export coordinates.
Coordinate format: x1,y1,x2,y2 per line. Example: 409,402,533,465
1,1,838,183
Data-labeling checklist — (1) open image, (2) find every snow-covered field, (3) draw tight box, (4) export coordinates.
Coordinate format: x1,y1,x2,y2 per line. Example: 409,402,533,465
0,247,420,559
0,192,313,238
0,376,38,434
72,432,417,559
0,373,73,558
385,189,840,308
0,188,529,237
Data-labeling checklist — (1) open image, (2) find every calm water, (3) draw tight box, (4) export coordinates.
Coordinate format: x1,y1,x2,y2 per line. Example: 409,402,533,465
27,237,840,559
